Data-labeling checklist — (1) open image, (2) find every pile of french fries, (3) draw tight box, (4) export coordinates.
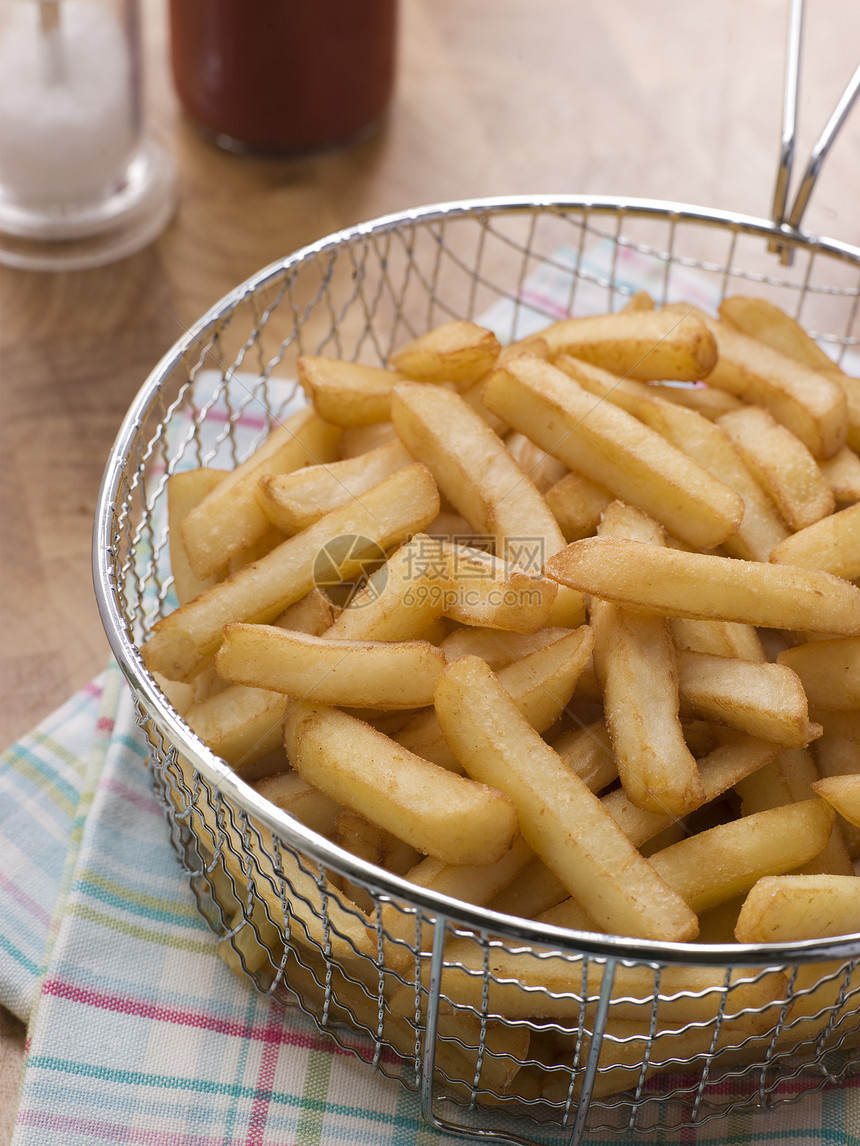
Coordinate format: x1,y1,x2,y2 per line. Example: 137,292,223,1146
142,293,860,1106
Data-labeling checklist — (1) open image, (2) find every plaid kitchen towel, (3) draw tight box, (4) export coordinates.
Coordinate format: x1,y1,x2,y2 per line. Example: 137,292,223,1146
2,239,859,1144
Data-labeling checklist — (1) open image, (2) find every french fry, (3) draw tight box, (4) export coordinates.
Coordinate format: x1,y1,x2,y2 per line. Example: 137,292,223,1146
734,873,860,943
540,309,717,381
648,799,836,914
590,500,703,816
718,296,839,373
284,701,519,866
693,314,847,459
487,856,569,918
434,655,699,942
216,623,448,709
297,356,406,426
505,430,568,492
440,625,573,669
339,421,397,457
543,536,860,636
256,439,413,534
392,935,786,1029
820,446,860,503
676,650,821,748
141,463,440,681
644,381,744,420
811,775,860,829
564,361,789,561
811,710,860,858
768,502,860,581
439,543,558,632
544,470,614,542
481,354,743,551
181,407,342,578
550,719,618,795
167,467,228,604
395,625,594,771
718,405,835,530
390,380,585,626
669,617,767,662
379,839,534,972
777,637,860,712
184,683,287,769
601,735,783,849
389,320,501,389
253,770,343,836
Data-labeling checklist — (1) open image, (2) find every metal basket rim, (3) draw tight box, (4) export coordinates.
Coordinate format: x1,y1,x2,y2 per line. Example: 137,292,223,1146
93,193,860,969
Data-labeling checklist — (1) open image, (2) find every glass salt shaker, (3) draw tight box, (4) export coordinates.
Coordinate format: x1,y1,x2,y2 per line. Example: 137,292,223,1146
0,0,176,270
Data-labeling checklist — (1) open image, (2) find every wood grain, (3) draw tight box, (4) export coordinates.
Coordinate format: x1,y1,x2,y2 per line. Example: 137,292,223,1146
2,1,859,1137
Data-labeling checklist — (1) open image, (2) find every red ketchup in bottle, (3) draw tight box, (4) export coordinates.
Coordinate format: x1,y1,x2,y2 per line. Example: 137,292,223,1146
168,0,398,152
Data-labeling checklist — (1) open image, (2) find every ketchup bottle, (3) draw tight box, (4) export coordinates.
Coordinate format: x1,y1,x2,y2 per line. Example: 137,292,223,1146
168,0,398,153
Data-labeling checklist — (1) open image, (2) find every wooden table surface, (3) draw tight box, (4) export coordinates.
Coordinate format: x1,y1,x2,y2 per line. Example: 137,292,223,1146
2,0,859,1137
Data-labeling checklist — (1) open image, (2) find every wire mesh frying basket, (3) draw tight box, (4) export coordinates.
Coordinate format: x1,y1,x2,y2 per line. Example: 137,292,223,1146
93,193,860,1145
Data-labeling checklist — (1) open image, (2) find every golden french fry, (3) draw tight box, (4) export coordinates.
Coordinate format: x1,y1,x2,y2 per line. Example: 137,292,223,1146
434,655,699,942
695,315,847,459
487,855,569,918
648,799,836,914
256,438,413,534
481,354,743,551
439,543,558,632
181,407,342,579
167,468,228,604
565,362,789,561
395,625,594,771
297,356,406,426
590,498,703,817
390,379,584,626
505,430,567,492
440,625,573,669
621,289,655,313
734,873,860,942
592,598,703,816
389,320,501,389
669,617,767,662
253,770,343,836
601,735,783,849
777,637,860,712
216,622,447,709
338,421,397,458
820,446,860,503
184,683,287,769
718,296,839,373
141,463,440,681
284,701,519,866
677,650,821,748
544,470,614,542
394,935,786,1029
811,710,860,858
718,405,835,531
544,537,860,636
811,775,860,829
550,720,618,795
768,502,860,581
379,840,534,972
736,748,853,876
540,309,717,381
643,381,744,420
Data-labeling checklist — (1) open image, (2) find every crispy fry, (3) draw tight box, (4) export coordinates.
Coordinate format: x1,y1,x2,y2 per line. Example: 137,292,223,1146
734,873,860,942
142,463,440,680
181,407,341,578
434,655,699,941
390,320,501,389
481,354,743,551
540,309,717,381
390,380,584,626
544,537,860,635
777,637,860,712
297,356,406,426
768,502,860,580
284,701,519,866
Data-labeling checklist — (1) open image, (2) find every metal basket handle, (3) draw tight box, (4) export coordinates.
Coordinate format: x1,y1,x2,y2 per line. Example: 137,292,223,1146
771,0,860,261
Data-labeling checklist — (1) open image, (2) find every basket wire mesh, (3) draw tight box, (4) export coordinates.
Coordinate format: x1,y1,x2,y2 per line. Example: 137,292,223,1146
95,197,860,1144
